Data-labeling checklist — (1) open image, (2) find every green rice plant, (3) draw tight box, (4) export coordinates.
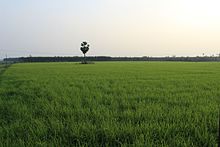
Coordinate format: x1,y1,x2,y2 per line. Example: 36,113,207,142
0,62,219,146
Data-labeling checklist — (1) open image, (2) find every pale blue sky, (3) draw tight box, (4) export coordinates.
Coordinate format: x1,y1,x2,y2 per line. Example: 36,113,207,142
0,0,220,59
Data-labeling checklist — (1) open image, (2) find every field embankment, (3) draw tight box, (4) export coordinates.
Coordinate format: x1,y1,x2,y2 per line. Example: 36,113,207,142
0,62,219,146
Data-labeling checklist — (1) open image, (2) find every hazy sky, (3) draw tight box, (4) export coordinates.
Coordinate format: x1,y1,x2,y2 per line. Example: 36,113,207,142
0,0,220,59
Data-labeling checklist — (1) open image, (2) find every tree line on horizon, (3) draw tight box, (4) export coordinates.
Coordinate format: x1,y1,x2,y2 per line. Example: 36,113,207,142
2,41,220,63
4,56,220,63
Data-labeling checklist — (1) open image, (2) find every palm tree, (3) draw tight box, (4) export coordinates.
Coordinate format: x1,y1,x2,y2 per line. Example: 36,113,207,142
80,41,90,63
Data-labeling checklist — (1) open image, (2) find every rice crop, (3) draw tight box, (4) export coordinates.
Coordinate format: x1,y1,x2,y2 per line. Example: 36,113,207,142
0,62,219,146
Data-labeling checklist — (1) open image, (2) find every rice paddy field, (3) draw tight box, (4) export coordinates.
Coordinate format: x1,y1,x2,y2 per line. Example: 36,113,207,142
0,62,219,146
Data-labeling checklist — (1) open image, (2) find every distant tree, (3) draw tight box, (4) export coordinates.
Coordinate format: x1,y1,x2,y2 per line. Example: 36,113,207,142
80,41,90,63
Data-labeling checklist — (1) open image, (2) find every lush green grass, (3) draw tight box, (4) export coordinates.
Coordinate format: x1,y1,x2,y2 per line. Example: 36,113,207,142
0,62,219,146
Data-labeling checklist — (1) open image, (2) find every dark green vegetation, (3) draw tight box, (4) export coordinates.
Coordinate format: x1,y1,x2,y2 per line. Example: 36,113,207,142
0,62,219,146
6,56,220,63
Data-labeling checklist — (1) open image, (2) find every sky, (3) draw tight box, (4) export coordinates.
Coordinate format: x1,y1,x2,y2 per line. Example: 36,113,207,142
0,0,220,59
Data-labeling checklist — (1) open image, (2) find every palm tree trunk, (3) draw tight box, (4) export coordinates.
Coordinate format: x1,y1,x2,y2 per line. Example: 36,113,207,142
84,53,86,63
